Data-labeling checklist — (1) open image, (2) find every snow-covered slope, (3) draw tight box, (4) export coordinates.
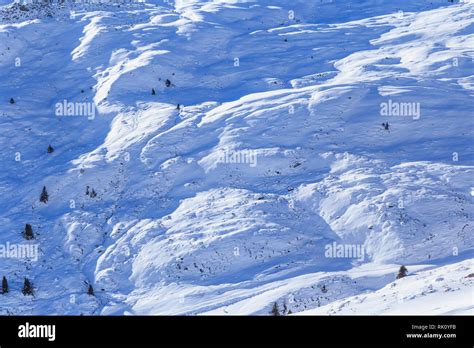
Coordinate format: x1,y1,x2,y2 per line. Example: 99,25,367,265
301,259,474,315
0,0,472,315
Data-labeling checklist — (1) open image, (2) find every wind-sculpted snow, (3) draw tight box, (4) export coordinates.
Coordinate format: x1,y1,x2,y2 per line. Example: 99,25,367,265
0,0,472,315
301,259,474,315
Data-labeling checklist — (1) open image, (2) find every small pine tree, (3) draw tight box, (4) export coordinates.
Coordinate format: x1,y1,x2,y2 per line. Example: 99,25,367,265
151,88,156,95
24,224,34,240
22,278,33,296
270,302,280,316
1,276,8,294
397,265,408,279
321,285,327,293
165,79,172,88
47,145,54,153
9,98,14,104
87,284,94,296
40,186,49,203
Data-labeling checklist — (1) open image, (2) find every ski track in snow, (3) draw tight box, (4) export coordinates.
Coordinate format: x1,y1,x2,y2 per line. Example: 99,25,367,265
0,0,472,315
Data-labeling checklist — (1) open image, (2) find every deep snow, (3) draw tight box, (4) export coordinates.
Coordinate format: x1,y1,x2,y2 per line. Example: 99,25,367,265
0,0,472,315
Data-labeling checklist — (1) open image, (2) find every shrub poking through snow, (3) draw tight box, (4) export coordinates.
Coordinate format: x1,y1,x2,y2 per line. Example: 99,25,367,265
40,186,48,203
86,186,97,198
47,145,54,153
397,265,408,279
87,284,94,296
270,302,280,316
151,88,156,95
1,276,8,294
9,98,14,104
283,302,289,315
22,278,33,296
24,224,34,240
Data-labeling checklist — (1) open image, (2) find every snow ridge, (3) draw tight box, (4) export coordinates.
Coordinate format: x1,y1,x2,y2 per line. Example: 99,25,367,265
0,0,472,315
